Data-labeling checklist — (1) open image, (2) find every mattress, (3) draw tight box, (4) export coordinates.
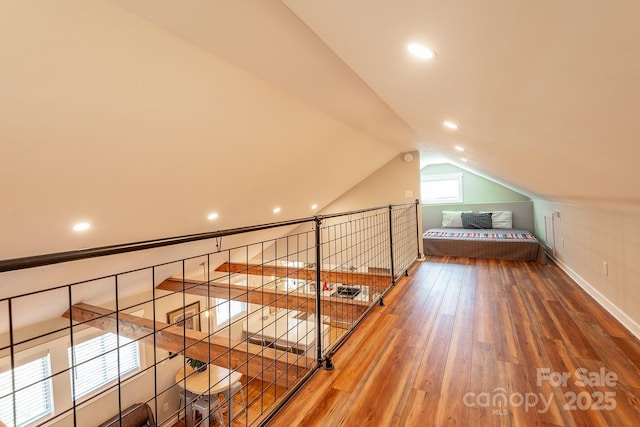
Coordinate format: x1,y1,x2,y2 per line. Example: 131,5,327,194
423,228,547,263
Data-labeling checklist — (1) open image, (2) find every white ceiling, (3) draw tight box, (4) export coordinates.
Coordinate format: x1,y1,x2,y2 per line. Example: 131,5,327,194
2,0,640,262
281,0,640,209
108,0,419,150
112,0,640,210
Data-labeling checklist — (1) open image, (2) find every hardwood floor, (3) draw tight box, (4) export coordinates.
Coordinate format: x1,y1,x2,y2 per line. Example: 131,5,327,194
267,256,640,426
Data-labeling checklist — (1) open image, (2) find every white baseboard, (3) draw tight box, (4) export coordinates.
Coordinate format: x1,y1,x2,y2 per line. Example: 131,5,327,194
163,414,180,426
550,257,640,340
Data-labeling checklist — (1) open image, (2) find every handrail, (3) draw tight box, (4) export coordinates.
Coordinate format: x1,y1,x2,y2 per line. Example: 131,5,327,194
0,201,417,274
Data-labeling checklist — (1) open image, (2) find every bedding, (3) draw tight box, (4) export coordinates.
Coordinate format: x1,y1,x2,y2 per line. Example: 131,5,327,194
479,210,513,228
441,210,472,227
461,212,492,229
423,227,547,263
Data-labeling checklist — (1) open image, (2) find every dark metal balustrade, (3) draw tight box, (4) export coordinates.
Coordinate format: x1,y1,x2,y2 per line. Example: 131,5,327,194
0,201,420,427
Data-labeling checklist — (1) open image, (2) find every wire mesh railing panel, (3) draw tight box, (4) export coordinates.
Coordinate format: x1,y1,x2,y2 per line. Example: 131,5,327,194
0,201,419,427
391,204,420,281
318,208,392,355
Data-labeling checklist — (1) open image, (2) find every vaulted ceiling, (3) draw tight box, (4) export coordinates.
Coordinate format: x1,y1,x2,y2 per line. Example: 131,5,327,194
2,0,639,261
280,0,640,210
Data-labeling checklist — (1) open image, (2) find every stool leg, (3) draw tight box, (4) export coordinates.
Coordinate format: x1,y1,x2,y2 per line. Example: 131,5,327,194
200,409,209,427
213,405,224,426
179,390,196,427
239,384,245,406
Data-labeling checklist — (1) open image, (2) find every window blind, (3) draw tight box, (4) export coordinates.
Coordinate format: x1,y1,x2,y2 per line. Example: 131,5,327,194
68,333,140,400
0,355,53,427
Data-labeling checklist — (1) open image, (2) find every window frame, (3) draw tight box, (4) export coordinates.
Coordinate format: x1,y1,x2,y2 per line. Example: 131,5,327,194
215,298,247,326
0,352,54,427
67,331,141,402
421,172,464,204
214,280,247,327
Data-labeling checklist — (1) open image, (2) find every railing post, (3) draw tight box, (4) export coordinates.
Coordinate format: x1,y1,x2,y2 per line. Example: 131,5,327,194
67,286,77,426
8,299,17,427
388,205,396,285
415,198,422,258
314,216,333,370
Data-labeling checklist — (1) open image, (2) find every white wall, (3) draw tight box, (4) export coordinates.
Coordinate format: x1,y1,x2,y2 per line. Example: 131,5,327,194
533,200,640,337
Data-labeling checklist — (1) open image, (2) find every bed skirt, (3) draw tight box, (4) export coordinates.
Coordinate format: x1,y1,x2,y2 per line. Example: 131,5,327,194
423,228,548,263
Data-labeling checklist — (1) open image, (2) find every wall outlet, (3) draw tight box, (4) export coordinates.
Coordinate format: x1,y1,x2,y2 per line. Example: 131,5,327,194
561,238,565,248
404,190,413,198
163,402,169,412
602,261,608,276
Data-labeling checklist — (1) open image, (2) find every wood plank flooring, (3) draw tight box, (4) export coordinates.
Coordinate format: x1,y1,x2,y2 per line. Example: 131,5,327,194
267,256,640,426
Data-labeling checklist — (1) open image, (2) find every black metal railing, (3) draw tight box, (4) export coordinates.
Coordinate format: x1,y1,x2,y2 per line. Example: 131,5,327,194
0,201,420,427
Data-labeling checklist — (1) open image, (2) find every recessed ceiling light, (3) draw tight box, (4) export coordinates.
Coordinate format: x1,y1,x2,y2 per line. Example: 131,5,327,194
461,158,468,163
73,222,91,232
407,43,435,59
454,145,465,152
207,212,218,220
311,204,318,210
273,207,281,214
444,121,459,130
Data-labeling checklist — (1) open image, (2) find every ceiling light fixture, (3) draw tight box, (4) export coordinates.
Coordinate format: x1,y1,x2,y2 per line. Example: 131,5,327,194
207,212,219,220
444,121,459,130
407,43,435,59
454,145,465,152
73,222,91,232
311,204,318,210
273,207,281,214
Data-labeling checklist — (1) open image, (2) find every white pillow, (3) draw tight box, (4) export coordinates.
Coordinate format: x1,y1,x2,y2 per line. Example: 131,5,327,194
479,210,513,229
441,211,472,228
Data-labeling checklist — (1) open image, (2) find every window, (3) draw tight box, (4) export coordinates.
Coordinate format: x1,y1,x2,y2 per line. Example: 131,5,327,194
421,173,463,204
216,299,246,325
68,333,140,400
0,354,53,427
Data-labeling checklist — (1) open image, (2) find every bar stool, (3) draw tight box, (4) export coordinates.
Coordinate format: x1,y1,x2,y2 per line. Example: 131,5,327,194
193,396,224,426
218,380,245,422
178,389,198,423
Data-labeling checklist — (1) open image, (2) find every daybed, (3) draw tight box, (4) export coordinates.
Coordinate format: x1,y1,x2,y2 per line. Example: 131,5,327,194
422,210,547,263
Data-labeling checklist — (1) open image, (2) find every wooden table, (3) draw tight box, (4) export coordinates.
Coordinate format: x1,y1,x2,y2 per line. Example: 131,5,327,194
175,365,242,426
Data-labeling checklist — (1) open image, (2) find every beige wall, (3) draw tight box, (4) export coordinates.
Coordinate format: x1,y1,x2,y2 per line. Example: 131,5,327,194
533,200,640,337
0,0,397,261
322,151,421,213
266,151,421,267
